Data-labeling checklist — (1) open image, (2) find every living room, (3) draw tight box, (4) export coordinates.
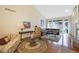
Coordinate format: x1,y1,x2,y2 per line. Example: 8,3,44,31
0,5,79,53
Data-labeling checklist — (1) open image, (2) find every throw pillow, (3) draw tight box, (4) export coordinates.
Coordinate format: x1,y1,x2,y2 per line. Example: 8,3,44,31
0,37,7,45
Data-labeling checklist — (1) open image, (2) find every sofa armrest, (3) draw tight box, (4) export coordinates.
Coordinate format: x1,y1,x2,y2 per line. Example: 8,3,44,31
1,37,21,53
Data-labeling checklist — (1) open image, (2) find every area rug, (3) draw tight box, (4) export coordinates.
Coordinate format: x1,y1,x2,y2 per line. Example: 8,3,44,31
16,38,48,53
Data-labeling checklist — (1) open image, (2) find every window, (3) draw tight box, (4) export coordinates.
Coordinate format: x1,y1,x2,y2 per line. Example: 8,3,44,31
40,19,44,28
47,20,53,28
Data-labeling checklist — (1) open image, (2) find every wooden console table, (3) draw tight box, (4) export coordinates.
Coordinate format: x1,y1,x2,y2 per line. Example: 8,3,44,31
19,31,33,40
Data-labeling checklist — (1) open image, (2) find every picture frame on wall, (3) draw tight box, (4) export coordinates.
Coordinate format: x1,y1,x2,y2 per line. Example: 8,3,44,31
23,21,31,29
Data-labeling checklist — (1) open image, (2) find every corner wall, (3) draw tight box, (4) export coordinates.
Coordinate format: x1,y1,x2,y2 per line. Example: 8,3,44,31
0,5,44,38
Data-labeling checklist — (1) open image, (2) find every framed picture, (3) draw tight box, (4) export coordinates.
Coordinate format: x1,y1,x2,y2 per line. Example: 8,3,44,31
23,21,31,29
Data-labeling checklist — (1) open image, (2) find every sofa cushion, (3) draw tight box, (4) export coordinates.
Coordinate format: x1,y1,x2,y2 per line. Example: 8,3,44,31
4,36,10,43
5,33,19,40
0,37,7,45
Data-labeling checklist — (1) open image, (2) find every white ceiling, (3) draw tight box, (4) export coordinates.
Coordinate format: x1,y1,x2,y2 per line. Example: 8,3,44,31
34,5,75,18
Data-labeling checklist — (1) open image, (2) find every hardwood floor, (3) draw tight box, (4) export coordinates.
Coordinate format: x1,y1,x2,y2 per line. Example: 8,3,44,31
70,46,79,53
47,41,77,53
47,33,79,53
15,34,79,53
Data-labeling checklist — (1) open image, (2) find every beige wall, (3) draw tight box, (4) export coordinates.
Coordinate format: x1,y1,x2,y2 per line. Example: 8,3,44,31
0,5,44,38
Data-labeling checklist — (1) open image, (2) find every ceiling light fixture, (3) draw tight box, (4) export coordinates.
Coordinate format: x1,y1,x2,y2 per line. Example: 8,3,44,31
65,9,69,13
